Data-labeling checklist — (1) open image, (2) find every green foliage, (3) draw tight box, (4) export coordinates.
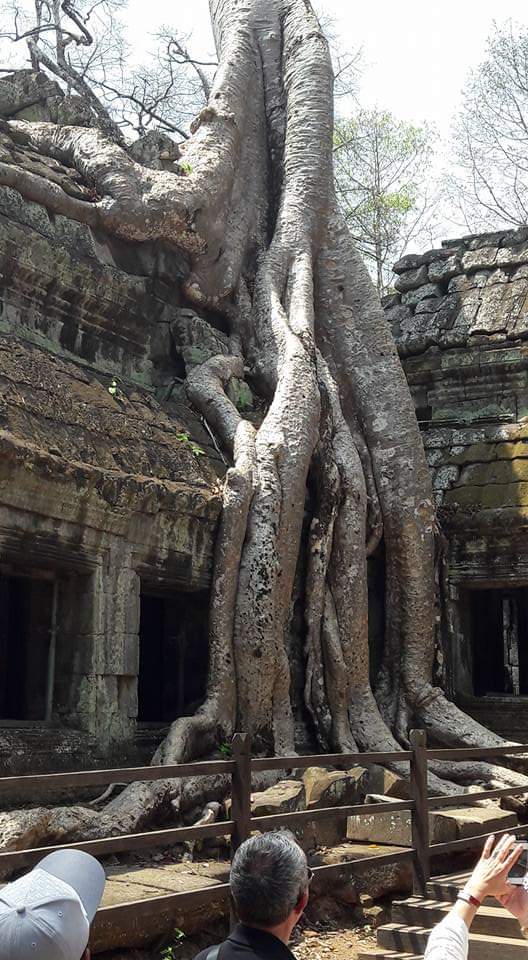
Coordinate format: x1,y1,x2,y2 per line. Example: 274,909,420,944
334,109,437,294
219,740,232,757
161,929,186,959
178,161,193,175
176,431,205,457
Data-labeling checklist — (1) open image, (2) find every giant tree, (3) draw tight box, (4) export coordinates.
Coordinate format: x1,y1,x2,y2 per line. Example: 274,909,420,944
0,0,525,849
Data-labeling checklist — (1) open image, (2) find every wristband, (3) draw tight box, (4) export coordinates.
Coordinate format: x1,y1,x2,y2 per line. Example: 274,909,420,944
457,892,481,908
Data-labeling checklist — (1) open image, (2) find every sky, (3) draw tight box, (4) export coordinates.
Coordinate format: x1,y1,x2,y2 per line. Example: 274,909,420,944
126,0,528,139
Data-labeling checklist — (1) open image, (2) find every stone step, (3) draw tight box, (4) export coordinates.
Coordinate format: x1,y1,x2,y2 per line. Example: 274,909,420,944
377,923,528,960
392,897,521,938
426,872,495,904
357,951,421,960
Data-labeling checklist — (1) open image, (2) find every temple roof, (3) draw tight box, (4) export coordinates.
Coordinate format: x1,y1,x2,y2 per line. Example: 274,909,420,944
386,228,528,357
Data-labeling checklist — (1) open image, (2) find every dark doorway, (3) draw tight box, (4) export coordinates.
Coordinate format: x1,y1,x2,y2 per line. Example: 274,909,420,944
138,590,209,722
0,573,54,720
471,587,528,696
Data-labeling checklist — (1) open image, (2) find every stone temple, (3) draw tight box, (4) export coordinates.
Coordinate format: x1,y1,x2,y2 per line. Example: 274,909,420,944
0,71,527,774
0,71,227,773
387,235,528,738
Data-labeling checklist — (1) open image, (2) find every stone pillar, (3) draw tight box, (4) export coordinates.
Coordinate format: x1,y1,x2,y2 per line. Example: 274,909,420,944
54,567,103,735
97,543,140,751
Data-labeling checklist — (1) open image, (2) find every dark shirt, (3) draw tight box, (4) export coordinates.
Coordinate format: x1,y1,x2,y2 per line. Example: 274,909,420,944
195,924,296,960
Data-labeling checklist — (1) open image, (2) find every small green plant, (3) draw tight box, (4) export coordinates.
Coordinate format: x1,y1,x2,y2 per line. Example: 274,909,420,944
219,740,232,758
161,929,186,959
178,161,193,175
176,431,205,457
108,378,118,396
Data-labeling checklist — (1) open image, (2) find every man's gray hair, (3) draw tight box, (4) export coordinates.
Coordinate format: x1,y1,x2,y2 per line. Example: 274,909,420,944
230,831,309,927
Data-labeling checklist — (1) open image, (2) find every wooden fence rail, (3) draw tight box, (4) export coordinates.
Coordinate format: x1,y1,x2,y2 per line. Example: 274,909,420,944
1,730,527,930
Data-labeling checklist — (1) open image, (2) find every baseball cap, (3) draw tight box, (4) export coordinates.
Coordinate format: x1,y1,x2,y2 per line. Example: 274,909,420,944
0,849,105,959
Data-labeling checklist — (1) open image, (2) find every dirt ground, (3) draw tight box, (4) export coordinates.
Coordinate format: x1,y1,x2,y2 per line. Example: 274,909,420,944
292,917,379,960
102,914,379,960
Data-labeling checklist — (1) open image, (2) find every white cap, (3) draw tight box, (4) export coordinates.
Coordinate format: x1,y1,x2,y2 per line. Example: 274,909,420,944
0,849,105,959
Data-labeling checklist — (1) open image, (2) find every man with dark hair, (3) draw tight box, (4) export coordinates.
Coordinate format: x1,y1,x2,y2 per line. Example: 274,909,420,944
0,848,105,960
196,832,311,960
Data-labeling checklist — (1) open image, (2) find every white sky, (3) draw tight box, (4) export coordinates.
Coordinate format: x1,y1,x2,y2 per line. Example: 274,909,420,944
126,0,528,139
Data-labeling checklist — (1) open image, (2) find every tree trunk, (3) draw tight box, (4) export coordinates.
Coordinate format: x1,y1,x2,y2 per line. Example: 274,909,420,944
0,0,525,854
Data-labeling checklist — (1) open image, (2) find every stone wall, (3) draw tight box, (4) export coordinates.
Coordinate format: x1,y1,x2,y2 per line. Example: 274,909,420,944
386,228,528,736
0,74,237,772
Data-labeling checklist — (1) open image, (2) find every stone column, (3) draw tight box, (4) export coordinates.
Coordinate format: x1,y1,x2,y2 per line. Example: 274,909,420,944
97,542,140,751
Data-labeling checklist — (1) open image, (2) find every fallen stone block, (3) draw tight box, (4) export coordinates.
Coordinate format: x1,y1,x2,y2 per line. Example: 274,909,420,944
251,779,306,817
363,764,410,800
90,862,229,952
311,841,412,900
347,803,517,846
302,766,367,848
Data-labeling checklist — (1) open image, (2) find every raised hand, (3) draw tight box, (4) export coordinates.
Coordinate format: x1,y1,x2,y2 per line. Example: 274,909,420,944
464,834,524,902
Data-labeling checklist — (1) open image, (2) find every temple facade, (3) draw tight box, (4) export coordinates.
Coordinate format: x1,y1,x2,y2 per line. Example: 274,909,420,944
0,73,230,772
386,230,528,738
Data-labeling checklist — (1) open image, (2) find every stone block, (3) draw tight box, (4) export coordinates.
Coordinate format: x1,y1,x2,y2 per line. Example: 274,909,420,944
449,480,528,509
393,253,425,273
401,283,442,307
385,303,413,338
496,242,528,268
462,247,499,272
446,804,518,839
394,265,429,292
346,805,517,846
303,766,367,807
428,256,461,284
301,767,367,848
458,459,528,486
347,803,450,847
312,842,412,899
104,633,140,676
433,465,460,490
363,765,410,799
91,864,227,951
449,272,489,295
432,395,516,425
251,780,305,817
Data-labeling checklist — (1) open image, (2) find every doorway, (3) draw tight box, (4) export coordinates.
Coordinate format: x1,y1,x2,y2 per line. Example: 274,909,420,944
137,589,209,722
471,587,528,695
0,572,56,720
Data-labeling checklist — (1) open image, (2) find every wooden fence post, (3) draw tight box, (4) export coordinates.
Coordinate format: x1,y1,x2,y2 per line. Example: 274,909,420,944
410,727,430,897
230,732,251,854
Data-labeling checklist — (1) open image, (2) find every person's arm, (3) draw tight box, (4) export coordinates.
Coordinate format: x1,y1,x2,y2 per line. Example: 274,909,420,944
424,908,470,960
424,834,523,960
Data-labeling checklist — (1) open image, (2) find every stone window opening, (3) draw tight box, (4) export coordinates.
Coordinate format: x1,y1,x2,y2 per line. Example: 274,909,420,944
0,567,58,723
471,587,528,696
137,587,209,724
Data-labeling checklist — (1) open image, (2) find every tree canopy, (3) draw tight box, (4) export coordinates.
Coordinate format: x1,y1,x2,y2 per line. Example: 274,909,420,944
451,20,528,230
334,109,437,294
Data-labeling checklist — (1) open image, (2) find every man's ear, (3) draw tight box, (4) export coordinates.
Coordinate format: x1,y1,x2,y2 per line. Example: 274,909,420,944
295,888,309,916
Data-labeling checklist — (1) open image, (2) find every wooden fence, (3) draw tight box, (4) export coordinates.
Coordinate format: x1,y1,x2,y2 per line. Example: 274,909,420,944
1,730,528,928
